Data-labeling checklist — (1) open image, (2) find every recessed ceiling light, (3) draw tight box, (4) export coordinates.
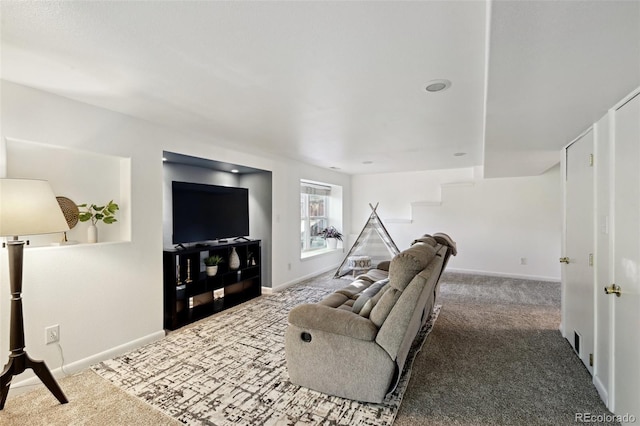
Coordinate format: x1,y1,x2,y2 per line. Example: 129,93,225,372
425,79,452,93
362,161,374,165
453,152,467,157
231,169,239,173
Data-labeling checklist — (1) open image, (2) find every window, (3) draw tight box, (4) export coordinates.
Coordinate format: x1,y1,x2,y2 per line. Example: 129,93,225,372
300,181,331,252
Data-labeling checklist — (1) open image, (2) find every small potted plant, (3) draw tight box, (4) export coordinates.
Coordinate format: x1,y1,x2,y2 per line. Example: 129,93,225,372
321,226,343,249
203,255,225,276
77,200,119,243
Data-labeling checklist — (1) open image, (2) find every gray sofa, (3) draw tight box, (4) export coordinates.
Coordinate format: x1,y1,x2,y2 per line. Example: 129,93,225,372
285,233,456,403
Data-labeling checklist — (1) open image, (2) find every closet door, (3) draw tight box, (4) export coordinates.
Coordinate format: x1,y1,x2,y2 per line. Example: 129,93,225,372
593,114,611,403
611,92,640,418
562,129,594,374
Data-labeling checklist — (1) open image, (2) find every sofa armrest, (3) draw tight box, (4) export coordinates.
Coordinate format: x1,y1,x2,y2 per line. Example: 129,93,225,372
288,303,378,341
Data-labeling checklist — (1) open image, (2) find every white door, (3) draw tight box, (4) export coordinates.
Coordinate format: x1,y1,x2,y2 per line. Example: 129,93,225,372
611,92,640,418
563,129,594,373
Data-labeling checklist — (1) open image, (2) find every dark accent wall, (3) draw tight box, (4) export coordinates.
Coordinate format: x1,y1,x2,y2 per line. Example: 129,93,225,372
163,161,273,287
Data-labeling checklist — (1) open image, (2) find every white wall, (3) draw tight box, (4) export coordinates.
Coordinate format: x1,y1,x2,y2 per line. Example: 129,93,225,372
351,167,476,223
6,138,131,245
1,82,168,386
352,165,562,280
0,80,350,386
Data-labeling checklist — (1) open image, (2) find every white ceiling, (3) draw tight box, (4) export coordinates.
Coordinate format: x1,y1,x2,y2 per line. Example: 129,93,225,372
1,1,638,177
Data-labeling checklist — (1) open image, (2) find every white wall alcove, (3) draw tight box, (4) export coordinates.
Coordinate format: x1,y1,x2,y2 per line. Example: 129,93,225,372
4,137,131,246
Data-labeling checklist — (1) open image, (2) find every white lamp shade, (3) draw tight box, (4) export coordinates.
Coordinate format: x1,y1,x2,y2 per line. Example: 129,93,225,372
0,178,70,237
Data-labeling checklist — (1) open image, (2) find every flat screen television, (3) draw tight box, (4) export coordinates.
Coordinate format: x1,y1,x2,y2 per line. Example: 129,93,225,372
172,181,249,244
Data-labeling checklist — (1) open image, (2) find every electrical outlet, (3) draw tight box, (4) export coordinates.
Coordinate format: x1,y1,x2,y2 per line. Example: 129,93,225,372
45,324,60,345
520,257,527,265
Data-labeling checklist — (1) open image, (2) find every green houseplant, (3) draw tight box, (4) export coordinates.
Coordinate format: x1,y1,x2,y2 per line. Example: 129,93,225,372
204,255,225,276
77,200,119,243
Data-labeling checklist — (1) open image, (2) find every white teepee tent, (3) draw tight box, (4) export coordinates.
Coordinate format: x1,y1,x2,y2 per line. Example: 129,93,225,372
334,203,400,278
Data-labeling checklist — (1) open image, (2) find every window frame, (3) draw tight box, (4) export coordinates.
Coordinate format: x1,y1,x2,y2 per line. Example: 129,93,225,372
300,191,329,252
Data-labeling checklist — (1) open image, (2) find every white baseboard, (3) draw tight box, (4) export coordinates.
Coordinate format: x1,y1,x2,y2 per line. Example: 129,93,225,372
270,264,339,293
593,375,609,406
11,330,166,390
446,267,560,282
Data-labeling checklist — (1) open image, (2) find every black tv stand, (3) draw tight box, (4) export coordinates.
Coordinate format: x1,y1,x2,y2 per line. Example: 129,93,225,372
163,239,261,330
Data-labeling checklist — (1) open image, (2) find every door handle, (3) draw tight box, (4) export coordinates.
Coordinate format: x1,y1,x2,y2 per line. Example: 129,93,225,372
604,284,621,297
559,257,570,264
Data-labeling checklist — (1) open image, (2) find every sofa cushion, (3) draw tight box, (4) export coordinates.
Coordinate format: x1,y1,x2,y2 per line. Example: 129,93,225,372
359,282,390,318
352,278,389,314
318,292,350,308
369,287,402,327
388,241,437,291
335,278,373,299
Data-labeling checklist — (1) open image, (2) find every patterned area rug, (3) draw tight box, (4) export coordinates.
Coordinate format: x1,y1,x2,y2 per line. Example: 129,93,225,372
92,283,439,425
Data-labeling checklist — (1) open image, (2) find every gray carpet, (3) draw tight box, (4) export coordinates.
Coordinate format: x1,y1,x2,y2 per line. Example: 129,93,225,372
1,369,180,426
394,272,617,426
4,271,616,425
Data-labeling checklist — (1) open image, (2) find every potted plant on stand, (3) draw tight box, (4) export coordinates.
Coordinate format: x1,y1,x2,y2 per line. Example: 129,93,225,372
321,226,343,249
204,255,224,277
78,200,119,243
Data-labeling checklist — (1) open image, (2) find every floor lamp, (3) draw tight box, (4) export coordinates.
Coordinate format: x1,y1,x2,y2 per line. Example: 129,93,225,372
0,178,70,409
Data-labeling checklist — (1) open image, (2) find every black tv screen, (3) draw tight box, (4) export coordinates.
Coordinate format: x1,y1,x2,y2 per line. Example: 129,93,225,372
172,181,249,244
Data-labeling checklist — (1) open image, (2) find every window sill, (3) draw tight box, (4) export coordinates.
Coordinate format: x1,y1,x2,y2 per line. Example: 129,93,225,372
300,247,340,260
